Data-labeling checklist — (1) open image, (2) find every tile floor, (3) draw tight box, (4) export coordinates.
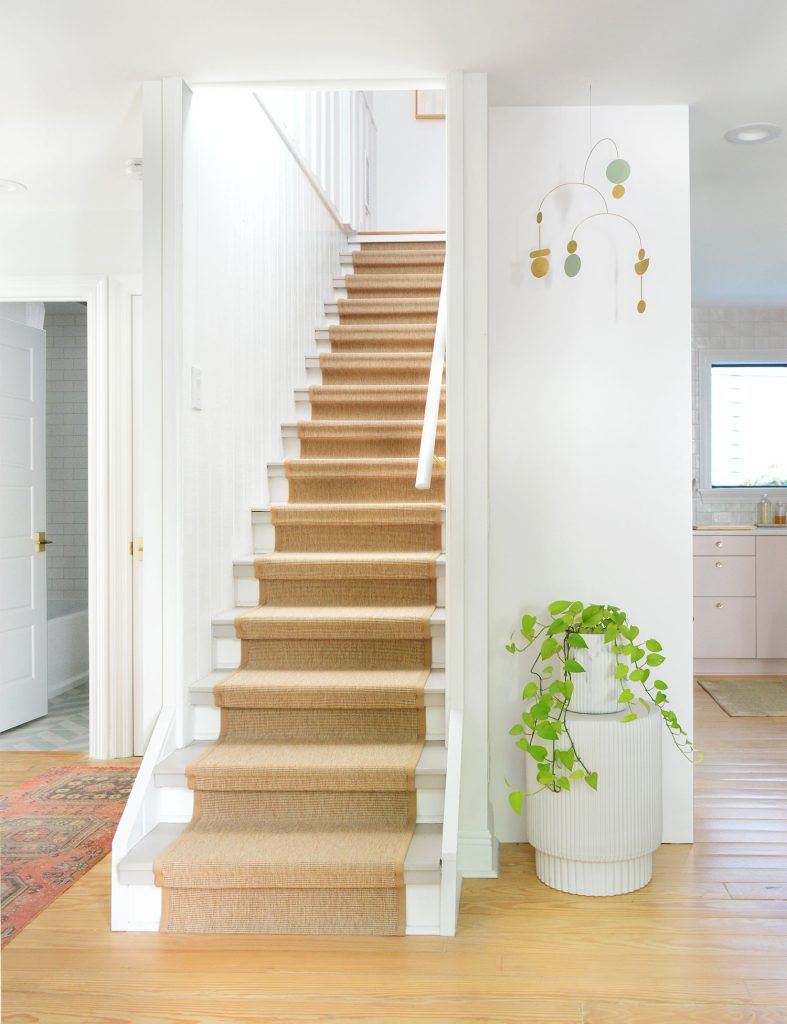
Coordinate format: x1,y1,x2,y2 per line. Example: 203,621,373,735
0,682,89,751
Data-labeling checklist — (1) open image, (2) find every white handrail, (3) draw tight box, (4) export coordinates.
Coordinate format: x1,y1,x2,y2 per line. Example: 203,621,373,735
415,273,446,490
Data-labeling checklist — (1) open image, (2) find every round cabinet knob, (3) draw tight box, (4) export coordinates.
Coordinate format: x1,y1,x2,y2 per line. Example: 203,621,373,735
715,561,723,568
716,602,724,609
715,540,723,548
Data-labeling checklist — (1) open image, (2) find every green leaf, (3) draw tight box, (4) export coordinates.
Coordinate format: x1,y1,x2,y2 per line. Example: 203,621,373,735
521,614,538,640
614,663,628,681
547,618,568,636
645,638,662,652
570,769,585,780
584,772,598,791
621,712,638,723
540,637,559,660
647,653,666,666
630,646,646,661
561,679,574,700
528,744,547,762
629,668,645,682
557,777,571,791
521,711,535,729
548,600,571,616
530,701,550,722
505,642,517,654
567,633,588,649
653,679,668,690
509,724,524,735
618,689,635,703
654,692,667,705
536,721,560,741
537,770,555,786
604,623,618,644
555,748,575,770
543,666,554,675
515,737,530,749
569,601,584,615
523,681,538,699
509,790,524,815
638,697,652,713
564,658,585,674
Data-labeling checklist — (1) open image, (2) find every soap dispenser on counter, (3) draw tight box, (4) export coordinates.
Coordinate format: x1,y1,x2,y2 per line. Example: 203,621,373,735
757,493,774,526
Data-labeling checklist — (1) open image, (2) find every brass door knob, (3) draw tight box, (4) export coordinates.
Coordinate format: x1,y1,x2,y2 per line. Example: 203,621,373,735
34,531,53,553
716,602,724,609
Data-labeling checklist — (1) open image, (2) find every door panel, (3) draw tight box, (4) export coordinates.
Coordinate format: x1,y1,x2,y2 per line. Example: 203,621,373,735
0,317,48,731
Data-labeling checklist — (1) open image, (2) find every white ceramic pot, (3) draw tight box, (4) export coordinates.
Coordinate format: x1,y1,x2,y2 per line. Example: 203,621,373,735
525,708,662,895
568,633,619,714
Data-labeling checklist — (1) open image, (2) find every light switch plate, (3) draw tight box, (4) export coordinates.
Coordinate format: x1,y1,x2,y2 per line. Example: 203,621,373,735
191,366,202,410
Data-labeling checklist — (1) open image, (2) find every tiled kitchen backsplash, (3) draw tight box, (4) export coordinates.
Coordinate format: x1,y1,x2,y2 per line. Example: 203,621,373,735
692,305,787,527
45,307,88,606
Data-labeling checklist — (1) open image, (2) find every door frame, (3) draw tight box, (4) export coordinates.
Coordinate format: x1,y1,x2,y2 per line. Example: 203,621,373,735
0,274,140,758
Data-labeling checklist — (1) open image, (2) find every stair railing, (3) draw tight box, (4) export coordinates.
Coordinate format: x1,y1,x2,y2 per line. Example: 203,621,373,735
415,271,446,490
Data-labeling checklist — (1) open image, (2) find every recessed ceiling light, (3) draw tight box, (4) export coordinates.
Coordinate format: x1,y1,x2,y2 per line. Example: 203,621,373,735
724,123,781,145
0,178,27,193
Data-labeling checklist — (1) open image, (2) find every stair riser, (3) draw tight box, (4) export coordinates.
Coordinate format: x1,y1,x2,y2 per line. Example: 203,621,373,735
155,782,446,826
234,568,446,608
288,436,446,459
344,286,441,299
213,626,445,672
112,882,440,935
308,400,445,422
306,366,434,386
190,702,446,743
286,478,445,504
340,311,438,325
254,524,446,557
269,474,444,504
329,340,434,354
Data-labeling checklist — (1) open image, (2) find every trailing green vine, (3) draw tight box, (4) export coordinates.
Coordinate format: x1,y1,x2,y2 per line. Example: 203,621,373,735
505,600,701,814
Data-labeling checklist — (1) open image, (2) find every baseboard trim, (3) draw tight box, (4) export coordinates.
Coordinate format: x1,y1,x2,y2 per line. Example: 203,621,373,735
458,829,499,878
49,672,89,699
695,659,787,675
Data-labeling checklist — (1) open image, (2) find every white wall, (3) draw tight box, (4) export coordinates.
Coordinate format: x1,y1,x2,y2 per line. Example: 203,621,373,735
44,306,88,608
180,89,347,691
373,91,445,232
488,106,693,844
0,210,140,276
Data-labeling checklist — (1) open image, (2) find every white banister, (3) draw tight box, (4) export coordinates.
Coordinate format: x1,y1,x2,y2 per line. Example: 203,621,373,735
415,272,446,490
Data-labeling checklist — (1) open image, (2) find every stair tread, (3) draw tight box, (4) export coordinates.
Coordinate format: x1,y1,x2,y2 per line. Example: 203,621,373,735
155,739,447,779
238,552,446,566
190,667,446,703
255,502,445,512
213,605,446,626
117,822,441,885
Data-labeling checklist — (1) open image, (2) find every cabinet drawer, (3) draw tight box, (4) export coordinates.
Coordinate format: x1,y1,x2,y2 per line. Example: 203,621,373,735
693,535,755,557
693,597,756,658
693,556,756,596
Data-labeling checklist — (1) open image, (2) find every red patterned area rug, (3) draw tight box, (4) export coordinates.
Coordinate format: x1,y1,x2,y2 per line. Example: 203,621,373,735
1,765,137,946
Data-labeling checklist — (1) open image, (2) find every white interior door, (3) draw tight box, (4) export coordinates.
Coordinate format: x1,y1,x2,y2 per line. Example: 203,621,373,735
0,316,48,731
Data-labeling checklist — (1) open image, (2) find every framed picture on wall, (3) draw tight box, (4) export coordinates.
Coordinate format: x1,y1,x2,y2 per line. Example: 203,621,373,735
415,90,446,120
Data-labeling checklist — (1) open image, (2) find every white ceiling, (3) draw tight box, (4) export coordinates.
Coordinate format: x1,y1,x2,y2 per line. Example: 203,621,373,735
1,0,785,302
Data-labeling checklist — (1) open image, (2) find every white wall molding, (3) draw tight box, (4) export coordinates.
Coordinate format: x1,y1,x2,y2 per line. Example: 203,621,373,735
445,71,496,876
458,829,500,878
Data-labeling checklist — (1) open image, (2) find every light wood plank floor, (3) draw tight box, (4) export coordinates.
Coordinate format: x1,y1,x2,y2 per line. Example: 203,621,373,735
2,685,786,1023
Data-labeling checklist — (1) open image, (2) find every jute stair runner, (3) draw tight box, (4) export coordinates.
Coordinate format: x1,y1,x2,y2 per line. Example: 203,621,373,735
155,241,444,935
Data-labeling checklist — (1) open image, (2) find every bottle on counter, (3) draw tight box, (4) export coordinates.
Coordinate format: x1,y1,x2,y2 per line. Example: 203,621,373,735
758,493,774,526
775,503,787,526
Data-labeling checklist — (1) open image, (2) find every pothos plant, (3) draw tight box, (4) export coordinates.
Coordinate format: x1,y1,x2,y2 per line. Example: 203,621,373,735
505,600,700,814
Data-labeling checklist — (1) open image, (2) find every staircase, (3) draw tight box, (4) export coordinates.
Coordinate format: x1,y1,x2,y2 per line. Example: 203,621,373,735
114,236,452,936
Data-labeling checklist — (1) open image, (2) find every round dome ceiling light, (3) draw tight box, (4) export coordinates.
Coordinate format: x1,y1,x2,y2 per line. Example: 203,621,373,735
724,123,782,145
0,178,27,193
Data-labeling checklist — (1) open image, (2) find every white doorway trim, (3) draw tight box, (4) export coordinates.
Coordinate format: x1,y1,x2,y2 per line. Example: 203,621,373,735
0,274,140,758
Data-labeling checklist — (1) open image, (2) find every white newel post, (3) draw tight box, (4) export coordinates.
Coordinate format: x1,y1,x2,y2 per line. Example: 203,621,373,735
525,634,662,896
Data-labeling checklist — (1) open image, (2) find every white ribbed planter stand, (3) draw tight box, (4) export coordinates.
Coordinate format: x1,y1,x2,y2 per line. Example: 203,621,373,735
569,633,620,714
525,709,662,896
